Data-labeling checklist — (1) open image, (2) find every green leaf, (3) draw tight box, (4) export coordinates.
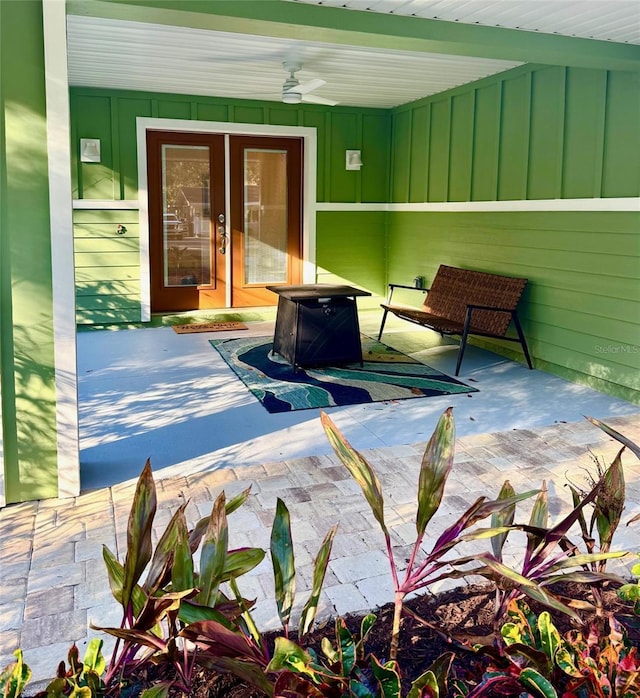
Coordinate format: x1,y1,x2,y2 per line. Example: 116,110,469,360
478,556,581,622
555,647,581,678
336,617,356,675
356,614,377,660
299,524,337,640
321,636,339,664
144,501,188,594
177,599,236,626
81,638,105,677
188,490,249,559
491,481,516,561
370,657,401,698
140,683,172,698
271,498,296,631
102,545,147,616
0,650,32,698
501,622,523,646
518,667,558,698
198,492,229,607
321,412,387,534
544,550,628,573
407,670,439,698
221,548,266,581
527,482,548,554
585,416,640,460
68,686,91,698
123,460,157,611
595,450,626,555
266,637,314,676
172,510,195,591
537,611,561,662
225,486,252,516
416,407,455,536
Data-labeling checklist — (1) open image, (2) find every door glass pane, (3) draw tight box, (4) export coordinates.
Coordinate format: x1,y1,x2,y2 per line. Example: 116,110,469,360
161,145,211,287
244,148,288,284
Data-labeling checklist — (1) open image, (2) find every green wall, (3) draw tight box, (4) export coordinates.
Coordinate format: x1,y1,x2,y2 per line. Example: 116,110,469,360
316,211,387,301
71,89,391,203
0,0,59,502
73,208,141,324
387,64,640,400
70,88,391,323
391,64,640,202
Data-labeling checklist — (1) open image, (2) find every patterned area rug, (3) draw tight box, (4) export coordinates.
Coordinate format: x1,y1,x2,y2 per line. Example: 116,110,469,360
210,335,477,413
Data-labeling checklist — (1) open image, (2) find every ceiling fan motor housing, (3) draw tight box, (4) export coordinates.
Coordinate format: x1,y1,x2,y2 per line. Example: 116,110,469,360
282,73,302,103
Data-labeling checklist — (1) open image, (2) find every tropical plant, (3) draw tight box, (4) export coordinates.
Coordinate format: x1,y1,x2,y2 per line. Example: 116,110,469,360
0,650,31,698
180,495,338,697
463,597,640,698
92,461,267,695
37,640,106,698
320,406,540,661
266,613,456,698
465,414,637,623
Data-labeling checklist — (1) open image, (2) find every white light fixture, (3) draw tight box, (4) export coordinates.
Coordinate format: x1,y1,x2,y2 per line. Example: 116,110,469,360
80,138,101,163
282,91,302,104
346,150,363,170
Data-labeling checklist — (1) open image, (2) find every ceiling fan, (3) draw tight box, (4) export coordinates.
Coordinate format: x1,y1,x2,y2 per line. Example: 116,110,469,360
281,61,338,106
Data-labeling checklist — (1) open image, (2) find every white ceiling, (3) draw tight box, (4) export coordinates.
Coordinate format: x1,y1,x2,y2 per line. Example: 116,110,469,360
65,1,640,109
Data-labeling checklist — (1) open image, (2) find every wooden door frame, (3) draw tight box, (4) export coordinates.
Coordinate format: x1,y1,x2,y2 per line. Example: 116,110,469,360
136,118,317,320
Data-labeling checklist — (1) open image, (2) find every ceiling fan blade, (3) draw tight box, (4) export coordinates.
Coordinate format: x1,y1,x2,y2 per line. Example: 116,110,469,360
301,93,339,106
294,78,326,95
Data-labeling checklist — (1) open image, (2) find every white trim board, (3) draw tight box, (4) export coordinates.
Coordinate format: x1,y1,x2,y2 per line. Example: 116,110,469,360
316,198,640,212
317,199,640,212
135,118,318,322
43,0,80,499
73,198,639,213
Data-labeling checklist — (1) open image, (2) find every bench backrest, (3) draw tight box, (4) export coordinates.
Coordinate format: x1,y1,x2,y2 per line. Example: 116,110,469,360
423,265,527,336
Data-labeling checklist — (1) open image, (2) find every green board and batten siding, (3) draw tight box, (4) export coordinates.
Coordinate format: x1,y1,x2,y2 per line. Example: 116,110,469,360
70,62,639,399
388,64,640,399
391,65,640,202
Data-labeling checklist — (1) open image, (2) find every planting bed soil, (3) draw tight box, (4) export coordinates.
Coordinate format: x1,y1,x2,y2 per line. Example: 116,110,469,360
134,581,634,698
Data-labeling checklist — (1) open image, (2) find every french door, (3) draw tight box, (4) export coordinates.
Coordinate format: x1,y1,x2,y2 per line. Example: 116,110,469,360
147,131,302,311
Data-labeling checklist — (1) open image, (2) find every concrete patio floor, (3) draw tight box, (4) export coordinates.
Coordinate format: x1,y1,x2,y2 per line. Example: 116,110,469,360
1,310,639,686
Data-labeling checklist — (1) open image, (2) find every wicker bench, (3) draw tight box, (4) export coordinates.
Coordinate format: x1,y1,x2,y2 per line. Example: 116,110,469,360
378,265,533,375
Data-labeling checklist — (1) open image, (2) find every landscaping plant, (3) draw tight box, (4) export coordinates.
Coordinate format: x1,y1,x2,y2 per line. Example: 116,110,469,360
461,598,640,697
452,413,637,625
0,651,31,698
4,410,639,697
320,407,540,660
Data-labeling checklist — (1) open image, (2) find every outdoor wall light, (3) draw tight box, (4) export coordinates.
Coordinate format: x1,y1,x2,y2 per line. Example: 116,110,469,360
80,138,101,163
345,149,363,170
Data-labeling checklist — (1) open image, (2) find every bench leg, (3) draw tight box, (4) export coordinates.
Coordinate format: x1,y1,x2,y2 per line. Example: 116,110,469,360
455,333,470,376
455,310,474,375
377,308,389,341
512,312,533,369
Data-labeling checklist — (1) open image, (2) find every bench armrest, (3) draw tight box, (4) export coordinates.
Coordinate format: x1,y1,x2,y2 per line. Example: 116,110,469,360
386,283,429,304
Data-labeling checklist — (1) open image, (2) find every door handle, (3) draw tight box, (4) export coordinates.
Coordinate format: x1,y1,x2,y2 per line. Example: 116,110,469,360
218,225,228,254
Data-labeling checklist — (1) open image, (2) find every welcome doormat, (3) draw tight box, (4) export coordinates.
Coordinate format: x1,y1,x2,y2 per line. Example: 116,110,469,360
172,322,248,334
209,335,477,413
